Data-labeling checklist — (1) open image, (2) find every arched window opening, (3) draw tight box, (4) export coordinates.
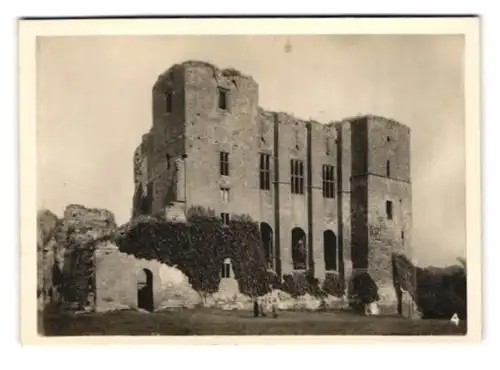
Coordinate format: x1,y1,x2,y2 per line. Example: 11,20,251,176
221,258,232,278
292,227,307,270
137,268,154,311
260,222,274,269
323,230,337,271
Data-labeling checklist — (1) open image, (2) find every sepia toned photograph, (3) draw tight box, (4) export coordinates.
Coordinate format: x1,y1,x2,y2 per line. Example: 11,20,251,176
19,17,481,343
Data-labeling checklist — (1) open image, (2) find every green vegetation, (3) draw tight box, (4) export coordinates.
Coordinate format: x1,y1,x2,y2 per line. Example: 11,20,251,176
116,207,271,297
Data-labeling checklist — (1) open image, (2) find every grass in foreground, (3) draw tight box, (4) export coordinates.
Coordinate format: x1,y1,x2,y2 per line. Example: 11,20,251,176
40,308,467,336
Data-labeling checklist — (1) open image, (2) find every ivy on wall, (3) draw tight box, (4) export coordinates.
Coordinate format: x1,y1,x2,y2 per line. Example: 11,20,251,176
392,253,467,319
115,207,272,297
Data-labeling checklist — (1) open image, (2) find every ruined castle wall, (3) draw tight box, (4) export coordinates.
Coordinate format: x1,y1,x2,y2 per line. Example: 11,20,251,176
149,66,187,215
365,116,412,283
94,242,201,311
345,116,412,312
132,144,147,218
275,113,308,275
257,110,276,228
130,62,413,312
308,122,338,280
367,177,410,280
367,116,411,181
335,121,353,285
182,62,264,222
349,119,369,271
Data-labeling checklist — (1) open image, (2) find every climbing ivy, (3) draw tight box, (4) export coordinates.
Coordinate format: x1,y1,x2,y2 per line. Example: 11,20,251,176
115,208,271,297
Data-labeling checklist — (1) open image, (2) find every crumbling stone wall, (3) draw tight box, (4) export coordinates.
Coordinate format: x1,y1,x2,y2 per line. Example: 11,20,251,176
94,242,201,311
132,142,150,218
37,209,59,309
37,205,117,310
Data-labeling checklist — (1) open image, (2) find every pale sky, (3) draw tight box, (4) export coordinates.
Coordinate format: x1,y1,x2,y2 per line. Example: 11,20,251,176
36,35,465,267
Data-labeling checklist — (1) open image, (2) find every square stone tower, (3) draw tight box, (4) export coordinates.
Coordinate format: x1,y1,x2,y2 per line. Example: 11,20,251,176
346,115,412,312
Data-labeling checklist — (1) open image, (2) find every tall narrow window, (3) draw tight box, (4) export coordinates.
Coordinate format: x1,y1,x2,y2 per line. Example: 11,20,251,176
291,159,304,195
218,88,228,110
221,259,231,278
386,201,393,220
259,153,271,190
220,187,230,203
165,91,172,113
386,160,391,177
323,230,337,271
322,164,335,198
166,154,171,170
220,151,229,176
221,212,230,225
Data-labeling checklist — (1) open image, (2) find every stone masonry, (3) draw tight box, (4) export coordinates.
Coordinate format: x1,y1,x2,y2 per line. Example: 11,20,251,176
132,60,413,313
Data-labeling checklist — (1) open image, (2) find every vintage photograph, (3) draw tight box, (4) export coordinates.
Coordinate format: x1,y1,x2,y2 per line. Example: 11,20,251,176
21,18,481,341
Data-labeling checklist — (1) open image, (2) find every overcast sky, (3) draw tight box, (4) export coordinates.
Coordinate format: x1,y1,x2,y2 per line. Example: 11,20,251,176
36,35,465,267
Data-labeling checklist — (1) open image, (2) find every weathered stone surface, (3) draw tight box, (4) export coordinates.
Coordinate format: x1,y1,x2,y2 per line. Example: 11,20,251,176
37,205,118,311
164,201,187,223
63,204,117,244
401,289,422,319
37,209,60,309
95,243,202,311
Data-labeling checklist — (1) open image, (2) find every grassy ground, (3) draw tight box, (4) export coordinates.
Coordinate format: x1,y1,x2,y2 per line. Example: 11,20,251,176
40,308,467,336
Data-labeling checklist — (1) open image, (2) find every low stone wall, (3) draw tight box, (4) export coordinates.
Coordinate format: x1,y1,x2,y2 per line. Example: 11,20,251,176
94,243,201,312
95,243,348,313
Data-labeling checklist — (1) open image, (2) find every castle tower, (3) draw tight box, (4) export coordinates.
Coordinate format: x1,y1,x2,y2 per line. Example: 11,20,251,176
348,115,412,313
133,61,260,221
181,61,260,215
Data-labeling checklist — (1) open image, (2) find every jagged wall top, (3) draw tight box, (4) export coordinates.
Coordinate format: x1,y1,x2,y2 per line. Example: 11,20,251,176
150,60,409,131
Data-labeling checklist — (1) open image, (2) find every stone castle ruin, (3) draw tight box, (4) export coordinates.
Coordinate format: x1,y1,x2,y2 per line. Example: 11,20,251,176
38,61,419,317
131,60,414,313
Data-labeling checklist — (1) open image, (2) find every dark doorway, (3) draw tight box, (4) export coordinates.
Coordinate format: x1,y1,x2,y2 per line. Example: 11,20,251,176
137,268,154,311
260,222,274,269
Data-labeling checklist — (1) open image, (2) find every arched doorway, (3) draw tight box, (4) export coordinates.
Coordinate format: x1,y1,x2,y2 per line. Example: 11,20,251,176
260,222,274,269
137,268,154,311
291,227,307,270
323,230,337,271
